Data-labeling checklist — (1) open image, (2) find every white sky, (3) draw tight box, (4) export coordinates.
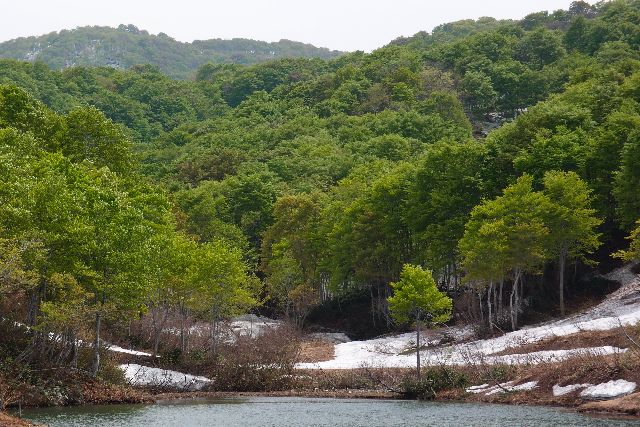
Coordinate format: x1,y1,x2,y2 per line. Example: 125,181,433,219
3,0,579,52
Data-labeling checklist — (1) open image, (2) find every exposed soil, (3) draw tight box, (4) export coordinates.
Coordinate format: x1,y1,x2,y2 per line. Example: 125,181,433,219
579,392,640,416
298,340,335,363
0,412,41,427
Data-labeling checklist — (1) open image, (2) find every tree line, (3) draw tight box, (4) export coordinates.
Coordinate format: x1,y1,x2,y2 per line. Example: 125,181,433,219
0,1,639,372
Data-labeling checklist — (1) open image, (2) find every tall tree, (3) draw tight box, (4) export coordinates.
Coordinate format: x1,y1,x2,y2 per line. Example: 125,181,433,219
542,171,601,316
460,175,552,329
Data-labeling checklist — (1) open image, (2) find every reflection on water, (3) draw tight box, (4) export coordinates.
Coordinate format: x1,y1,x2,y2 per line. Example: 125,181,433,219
20,397,640,427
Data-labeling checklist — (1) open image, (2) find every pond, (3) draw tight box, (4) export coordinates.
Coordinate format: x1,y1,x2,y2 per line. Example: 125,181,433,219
20,397,640,427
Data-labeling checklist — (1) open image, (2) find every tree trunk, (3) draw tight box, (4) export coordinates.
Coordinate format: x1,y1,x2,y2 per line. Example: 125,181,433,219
559,248,567,317
415,317,421,379
510,269,521,331
498,278,503,316
180,305,187,355
487,282,493,333
152,305,170,358
71,331,78,369
91,310,102,377
210,308,219,358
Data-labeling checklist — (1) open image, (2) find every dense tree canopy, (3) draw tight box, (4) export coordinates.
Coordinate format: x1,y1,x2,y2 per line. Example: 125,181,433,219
1,2,640,373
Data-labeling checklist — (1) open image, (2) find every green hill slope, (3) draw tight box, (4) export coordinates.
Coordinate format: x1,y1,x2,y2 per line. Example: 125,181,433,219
0,24,344,78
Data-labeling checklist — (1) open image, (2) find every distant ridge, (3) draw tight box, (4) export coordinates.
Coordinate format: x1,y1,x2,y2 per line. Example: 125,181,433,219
0,24,344,78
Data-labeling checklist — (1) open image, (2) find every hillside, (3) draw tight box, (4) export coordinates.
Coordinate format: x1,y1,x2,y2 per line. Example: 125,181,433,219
1,0,640,415
0,24,344,78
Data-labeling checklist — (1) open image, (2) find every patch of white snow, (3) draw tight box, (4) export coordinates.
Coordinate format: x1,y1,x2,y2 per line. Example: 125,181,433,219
552,383,592,396
579,379,637,400
119,363,211,391
107,344,153,357
484,381,538,396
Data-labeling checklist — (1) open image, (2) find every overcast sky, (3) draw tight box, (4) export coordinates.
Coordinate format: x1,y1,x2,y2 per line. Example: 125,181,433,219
4,0,579,52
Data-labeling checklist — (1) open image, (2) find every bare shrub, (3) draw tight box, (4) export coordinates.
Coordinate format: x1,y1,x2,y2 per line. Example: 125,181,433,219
204,324,301,391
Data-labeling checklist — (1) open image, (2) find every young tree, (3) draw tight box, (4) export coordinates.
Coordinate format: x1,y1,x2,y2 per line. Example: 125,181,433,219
187,240,259,356
387,264,452,378
460,175,552,330
614,220,640,262
542,171,602,316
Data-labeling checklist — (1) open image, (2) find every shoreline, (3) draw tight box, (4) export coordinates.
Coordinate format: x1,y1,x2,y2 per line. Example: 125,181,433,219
7,387,640,425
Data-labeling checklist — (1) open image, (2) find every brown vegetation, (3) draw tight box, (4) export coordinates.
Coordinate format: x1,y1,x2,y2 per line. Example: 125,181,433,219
298,340,335,363
493,327,639,356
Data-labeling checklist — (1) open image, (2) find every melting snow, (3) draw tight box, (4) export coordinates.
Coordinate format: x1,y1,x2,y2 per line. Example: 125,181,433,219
119,363,211,391
466,381,538,395
553,383,593,396
107,344,153,357
485,381,538,395
297,264,640,370
579,380,637,400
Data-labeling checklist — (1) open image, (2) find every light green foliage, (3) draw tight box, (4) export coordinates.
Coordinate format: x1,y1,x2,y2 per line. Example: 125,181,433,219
186,240,258,319
542,171,602,261
460,175,552,283
615,220,640,261
387,264,452,325
542,170,602,314
0,0,639,362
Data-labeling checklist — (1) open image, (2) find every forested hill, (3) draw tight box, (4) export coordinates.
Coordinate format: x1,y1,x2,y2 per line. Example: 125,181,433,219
0,25,344,78
1,0,640,367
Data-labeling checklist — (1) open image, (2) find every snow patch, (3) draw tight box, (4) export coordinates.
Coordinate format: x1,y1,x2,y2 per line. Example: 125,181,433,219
465,383,490,393
119,363,211,391
107,344,153,357
466,381,538,395
308,332,351,344
579,379,637,400
296,263,640,369
485,381,538,395
552,383,592,396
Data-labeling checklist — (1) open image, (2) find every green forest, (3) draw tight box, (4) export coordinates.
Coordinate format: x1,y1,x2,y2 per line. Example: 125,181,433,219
0,25,343,79
1,0,640,393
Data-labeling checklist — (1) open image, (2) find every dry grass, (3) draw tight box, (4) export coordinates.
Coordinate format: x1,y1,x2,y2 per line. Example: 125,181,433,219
0,412,42,426
579,392,640,415
493,327,639,356
298,340,335,363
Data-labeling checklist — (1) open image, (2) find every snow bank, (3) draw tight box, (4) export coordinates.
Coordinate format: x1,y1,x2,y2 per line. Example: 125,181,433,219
465,384,490,394
553,383,592,396
485,381,538,395
296,340,627,369
580,380,637,400
297,265,640,369
119,363,211,391
107,344,153,357
465,381,538,395
308,333,351,344
229,314,281,338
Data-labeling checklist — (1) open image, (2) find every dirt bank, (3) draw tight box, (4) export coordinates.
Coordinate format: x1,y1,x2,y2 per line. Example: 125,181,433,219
579,392,640,416
0,412,41,427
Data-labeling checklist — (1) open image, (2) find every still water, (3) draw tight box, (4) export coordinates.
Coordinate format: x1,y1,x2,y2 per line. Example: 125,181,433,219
21,397,640,427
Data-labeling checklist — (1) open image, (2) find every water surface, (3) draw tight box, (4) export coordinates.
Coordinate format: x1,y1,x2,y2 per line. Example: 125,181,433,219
21,397,640,427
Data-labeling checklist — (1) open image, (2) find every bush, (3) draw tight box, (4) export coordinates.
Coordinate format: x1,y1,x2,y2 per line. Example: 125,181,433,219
480,364,516,383
205,325,301,391
400,367,469,399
